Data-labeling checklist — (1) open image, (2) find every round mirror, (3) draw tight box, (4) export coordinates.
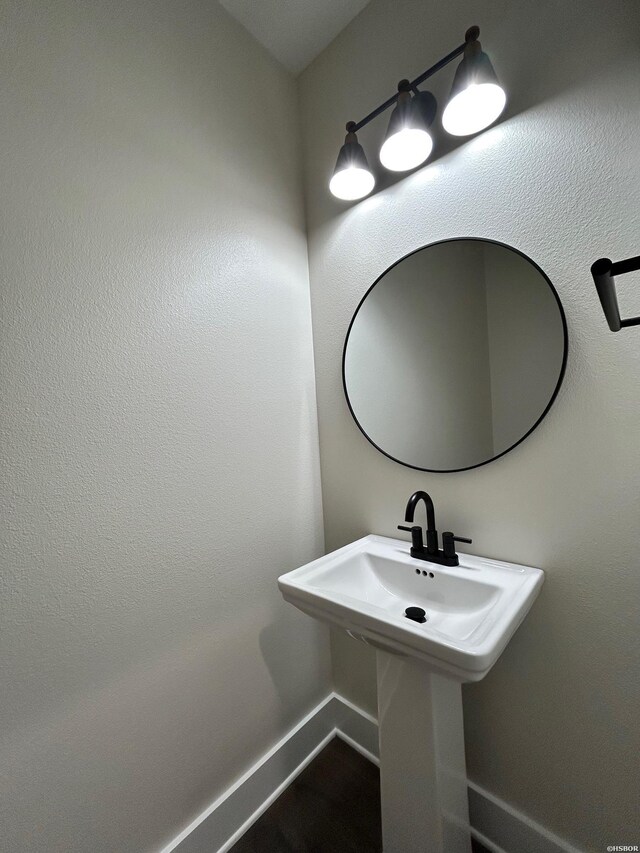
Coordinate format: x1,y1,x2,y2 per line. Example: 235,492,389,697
343,239,567,472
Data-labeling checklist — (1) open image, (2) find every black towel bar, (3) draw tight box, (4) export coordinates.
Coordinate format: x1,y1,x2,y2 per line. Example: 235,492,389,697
591,254,640,332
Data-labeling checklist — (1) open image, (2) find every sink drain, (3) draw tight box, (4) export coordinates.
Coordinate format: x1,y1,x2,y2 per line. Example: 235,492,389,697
405,606,427,624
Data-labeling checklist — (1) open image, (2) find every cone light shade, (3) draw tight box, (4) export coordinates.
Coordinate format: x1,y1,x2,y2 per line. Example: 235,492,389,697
442,40,506,137
329,129,375,200
379,89,437,172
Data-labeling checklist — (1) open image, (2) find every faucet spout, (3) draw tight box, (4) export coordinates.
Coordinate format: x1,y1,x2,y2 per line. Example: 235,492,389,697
404,490,435,528
398,490,471,567
404,491,437,553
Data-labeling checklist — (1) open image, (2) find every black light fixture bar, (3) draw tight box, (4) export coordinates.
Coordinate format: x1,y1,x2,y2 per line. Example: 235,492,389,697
350,30,476,133
330,26,506,200
591,255,640,332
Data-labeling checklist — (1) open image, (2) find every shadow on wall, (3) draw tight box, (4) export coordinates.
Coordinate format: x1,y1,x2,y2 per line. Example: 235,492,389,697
259,609,331,710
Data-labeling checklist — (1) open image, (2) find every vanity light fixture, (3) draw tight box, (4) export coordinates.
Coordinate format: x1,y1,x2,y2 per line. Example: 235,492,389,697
329,123,376,200
329,25,506,200
379,83,437,172
441,27,506,136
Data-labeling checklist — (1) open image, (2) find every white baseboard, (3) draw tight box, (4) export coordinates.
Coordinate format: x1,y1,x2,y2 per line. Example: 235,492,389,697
333,691,380,766
161,691,584,853
467,780,584,853
160,692,360,853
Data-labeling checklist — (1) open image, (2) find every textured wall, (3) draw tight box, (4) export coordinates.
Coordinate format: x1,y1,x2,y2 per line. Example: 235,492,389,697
0,1,329,851
299,0,640,850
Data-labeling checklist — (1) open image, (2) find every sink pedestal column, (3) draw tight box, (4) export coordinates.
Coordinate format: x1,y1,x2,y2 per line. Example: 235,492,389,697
376,650,471,853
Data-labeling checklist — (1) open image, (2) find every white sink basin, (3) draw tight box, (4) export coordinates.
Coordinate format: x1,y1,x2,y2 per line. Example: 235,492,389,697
278,534,543,681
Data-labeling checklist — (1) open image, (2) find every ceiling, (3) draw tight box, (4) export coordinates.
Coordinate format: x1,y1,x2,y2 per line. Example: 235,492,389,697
219,0,373,74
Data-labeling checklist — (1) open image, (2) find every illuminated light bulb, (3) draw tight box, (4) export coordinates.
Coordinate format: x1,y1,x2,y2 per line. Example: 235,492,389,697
442,82,506,136
443,28,506,137
329,165,375,201
379,87,436,173
380,127,433,172
329,125,375,201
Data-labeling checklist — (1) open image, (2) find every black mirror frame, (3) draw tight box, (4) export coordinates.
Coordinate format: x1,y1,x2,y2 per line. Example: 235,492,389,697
342,237,569,474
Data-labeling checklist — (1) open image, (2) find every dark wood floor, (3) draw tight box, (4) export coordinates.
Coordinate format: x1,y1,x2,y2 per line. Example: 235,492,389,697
230,737,490,853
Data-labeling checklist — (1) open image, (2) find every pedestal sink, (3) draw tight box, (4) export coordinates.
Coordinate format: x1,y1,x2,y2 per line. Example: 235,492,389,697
278,534,544,853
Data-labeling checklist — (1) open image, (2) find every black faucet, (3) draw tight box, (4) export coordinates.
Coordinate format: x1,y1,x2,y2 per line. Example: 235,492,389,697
398,490,471,567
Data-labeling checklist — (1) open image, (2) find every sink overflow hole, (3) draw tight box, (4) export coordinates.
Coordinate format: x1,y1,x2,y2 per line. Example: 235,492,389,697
414,569,435,578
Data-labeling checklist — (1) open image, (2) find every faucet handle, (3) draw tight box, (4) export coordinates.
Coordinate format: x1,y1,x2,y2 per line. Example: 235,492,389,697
442,531,472,559
397,524,424,552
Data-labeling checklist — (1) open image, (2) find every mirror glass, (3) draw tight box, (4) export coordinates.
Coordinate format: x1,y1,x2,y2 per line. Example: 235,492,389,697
343,239,567,472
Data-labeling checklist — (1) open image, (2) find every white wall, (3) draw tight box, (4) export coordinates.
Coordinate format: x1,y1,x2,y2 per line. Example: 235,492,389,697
299,1,640,850
0,2,329,851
